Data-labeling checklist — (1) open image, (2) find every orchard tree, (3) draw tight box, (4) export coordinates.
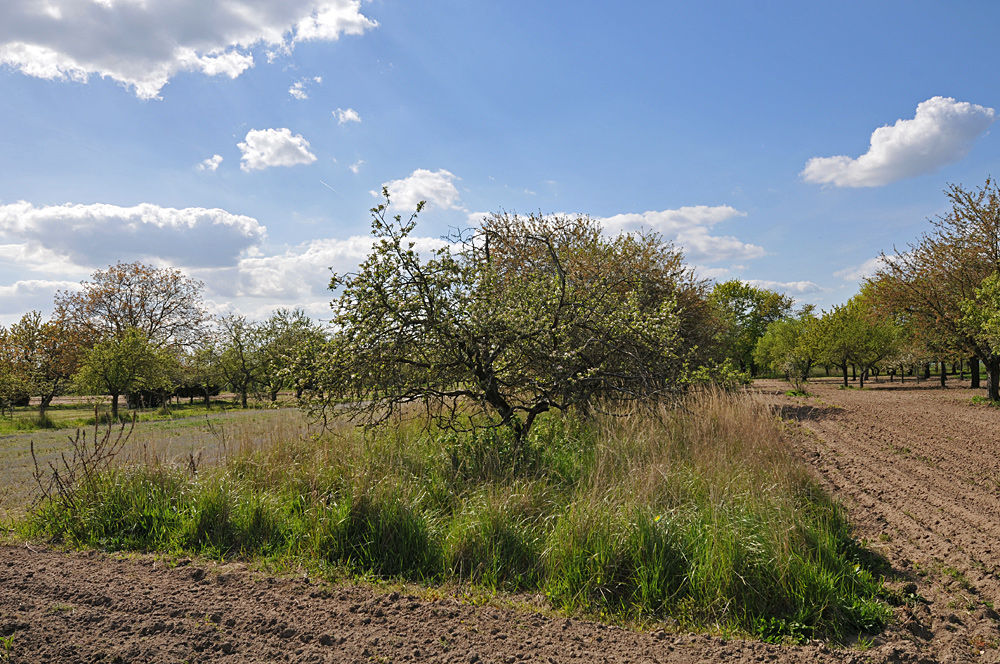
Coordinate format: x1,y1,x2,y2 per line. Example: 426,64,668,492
7,311,81,419
257,308,326,402
75,328,175,419
753,309,820,391
0,327,30,417
55,261,208,348
177,343,223,407
817,290,898,388
214,314,265,409
301,193,710,444
872,178,1000,399
710,280,793,376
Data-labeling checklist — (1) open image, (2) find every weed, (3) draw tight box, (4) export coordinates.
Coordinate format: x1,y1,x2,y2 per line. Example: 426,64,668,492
0,634,12,661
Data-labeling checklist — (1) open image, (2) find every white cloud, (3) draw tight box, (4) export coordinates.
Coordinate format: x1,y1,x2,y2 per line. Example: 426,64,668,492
745,279,826,295
197,154,223,171
694,266,730,280
833,255,896,281
801,96,996,187
600,206,765,263
0,279,80,324
335,107,361,124
349,160,364,174
289,76,322,99
235,234,449,300
0,201,265,269
376,169,463,211
238,128,317,172
0,1,377,99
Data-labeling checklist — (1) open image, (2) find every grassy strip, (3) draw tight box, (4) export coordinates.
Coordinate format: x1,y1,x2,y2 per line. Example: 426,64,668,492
22,390,889,643
0,399,283,435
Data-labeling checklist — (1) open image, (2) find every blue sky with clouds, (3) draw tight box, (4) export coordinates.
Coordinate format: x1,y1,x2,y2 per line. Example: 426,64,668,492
1,0,998,323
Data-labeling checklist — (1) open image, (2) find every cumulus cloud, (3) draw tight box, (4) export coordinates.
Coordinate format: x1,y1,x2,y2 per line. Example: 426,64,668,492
745,279,826,295
335,107,361,124
349,160,364,174
600,206,765,263
0,201,265,269
801,96,996,187
376,169,463,211
0,279,81,324
238,128,317,172
235,235,449,300
0,1,377,99
197,154,223,171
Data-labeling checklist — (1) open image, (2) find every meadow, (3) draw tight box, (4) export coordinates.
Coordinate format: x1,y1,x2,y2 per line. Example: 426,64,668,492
10,389,891,644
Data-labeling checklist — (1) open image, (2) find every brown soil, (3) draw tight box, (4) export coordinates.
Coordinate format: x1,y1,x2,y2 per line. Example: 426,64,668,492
3,377,999,663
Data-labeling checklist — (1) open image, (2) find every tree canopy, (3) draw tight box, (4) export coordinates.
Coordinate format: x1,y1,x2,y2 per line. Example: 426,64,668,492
871,177,1000,398
54,261,208,348
301,193,713,442
710,280,793,376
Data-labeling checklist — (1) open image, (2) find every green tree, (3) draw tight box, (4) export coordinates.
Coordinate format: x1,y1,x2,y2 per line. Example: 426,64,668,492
753,309,820,391
710,280,793,376
302,194,705,444
257,308,326,402
872,178,1000,399
177,343,223,407
7,311,82,419
0,326,30,417
75,328,175,419
214,314,265,409
815,291,898,389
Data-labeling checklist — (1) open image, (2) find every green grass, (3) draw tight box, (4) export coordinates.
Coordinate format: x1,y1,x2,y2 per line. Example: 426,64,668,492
0,399,247,435
19,390,891,643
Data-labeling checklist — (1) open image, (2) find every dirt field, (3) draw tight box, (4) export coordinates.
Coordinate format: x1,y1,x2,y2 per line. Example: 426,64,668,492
3,378,1000,663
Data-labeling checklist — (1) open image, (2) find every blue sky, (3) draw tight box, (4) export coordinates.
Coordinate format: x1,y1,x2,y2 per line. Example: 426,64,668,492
2,1,999,323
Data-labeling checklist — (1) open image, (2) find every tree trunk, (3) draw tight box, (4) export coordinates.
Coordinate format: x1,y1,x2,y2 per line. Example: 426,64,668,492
851,365,856,381
988,357,1000,401
111,393,120,420
859,367,866,389
923,363,931,380
38,394,54,419
940,361,947,387
972,356,981,389
841,362,848,388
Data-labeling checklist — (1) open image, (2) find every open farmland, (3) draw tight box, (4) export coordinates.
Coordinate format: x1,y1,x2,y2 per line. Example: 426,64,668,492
1,379,999,662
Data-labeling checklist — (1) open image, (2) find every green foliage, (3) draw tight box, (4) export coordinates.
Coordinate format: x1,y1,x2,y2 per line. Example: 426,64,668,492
814,290,898,388
710,280,793,376
872,177,1000,398
301,193,708,442
753,310,820,390
961,272,1000,353
74,328,176,419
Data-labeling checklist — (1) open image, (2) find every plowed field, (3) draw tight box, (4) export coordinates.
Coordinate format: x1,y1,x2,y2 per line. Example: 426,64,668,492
3,377,999,663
